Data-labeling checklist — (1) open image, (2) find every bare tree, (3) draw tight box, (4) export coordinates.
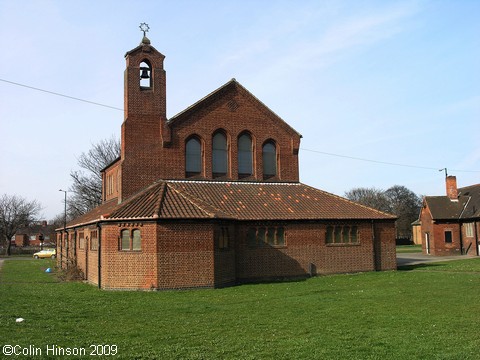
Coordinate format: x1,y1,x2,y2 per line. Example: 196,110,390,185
344,185,421,240
384,185,422,239
68,136,120,218
344,187,391,213
0,194,42,256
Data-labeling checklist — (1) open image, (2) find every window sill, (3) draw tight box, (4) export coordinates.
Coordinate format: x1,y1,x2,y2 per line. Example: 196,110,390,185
326,243,360,247
247,245,287,249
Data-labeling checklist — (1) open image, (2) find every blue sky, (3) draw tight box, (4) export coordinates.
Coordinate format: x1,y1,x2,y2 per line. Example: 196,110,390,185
0,0,479,220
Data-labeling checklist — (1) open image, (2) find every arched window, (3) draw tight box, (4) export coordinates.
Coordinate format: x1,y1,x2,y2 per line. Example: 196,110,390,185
139,60,152,88
132,229,142,251
212,132,228,177
238,133,252,178
262,141,277,179
120,229,142,251
186,137,202,177
121,229,130,250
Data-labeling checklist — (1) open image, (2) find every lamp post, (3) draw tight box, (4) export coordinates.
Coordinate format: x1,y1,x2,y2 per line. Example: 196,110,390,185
59,190,67,267
59,190,67,230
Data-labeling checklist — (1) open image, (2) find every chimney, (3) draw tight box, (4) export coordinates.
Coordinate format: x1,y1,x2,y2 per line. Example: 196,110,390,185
446,175,458,200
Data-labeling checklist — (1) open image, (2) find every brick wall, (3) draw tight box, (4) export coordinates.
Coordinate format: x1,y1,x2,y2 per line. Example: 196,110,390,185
101,223,158,290
235,221,396,283
118,40,301,201
431,222,461,256
169,87,300,183
461,222,479,255
373,221,397,270
156,222,215,289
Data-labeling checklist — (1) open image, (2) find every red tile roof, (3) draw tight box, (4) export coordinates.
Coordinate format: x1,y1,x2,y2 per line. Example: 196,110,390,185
65,180,395,228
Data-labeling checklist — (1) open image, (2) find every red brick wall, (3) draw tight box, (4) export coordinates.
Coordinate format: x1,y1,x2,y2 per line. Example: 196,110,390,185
103,163,120,202
58,230,75,269
461,222,479,255
373,221,397,270
156,223,215,289
118,42,301,201
14,234,27,247
86,245,99,285
420,206,433,254
120,86,301,200
168,89,301,183
101,223,158,290
431,222,461,256
120,43,167,201
235,221,396,283
214,224,236,287
72,228,100,285
59,219,396,290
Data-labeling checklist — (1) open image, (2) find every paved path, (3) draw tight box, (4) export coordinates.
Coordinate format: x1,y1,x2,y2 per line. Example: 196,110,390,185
397,253,476,267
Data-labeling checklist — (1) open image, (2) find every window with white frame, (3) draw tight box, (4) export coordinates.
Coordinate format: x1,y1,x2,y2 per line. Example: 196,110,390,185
465,223,474,237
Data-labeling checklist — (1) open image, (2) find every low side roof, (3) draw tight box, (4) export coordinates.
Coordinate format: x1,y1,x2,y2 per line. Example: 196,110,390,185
64,180,396,229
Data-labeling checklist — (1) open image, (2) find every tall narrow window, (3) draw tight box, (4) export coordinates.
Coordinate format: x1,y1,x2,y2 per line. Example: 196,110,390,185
465,223,474,237
238,133,252,178
79,232,85,250
90,230,98,251
444,230,453,243
139,60,152,88
326,226,334,244
342,226,350,243
212,132,228,177
132,229,141,251
350,226,358,243
257,227,266,246
121,229,130,250
186,137,202,177
263,141,277,179
247,227,257,247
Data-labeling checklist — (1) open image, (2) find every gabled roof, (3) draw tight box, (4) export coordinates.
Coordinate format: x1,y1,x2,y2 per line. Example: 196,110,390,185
458,184,480,219
124,36,165,59
64,180,395,229
167,79,302,138
423,196,469,220
424,183,480,221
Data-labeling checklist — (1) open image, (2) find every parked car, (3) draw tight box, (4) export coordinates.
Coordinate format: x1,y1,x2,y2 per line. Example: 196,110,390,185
33,249,56,259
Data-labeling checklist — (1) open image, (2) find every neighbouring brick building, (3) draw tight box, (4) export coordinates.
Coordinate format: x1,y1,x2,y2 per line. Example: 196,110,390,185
15,221,55,247
419,175,480,256
57,34,397,290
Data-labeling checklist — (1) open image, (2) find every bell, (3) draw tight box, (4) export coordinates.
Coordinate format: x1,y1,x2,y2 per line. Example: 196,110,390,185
140,68,150,79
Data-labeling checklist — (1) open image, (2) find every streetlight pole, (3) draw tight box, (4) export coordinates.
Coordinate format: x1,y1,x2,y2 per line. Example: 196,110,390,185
59,190,67,268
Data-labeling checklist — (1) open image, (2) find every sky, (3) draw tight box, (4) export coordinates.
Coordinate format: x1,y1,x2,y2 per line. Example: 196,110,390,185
0,0,479,221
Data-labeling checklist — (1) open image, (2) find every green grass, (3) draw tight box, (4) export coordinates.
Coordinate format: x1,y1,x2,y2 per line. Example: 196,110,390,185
396,244,422,253
1,258,480,359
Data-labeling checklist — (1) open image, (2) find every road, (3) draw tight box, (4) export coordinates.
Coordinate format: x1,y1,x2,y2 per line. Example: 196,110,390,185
396,253,475,267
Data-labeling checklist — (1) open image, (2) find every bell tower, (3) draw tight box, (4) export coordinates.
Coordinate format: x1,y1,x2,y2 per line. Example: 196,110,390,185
120,24,168,201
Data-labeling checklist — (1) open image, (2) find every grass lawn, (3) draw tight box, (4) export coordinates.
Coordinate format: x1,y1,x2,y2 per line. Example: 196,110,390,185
396,244,422,253
1,258,480,359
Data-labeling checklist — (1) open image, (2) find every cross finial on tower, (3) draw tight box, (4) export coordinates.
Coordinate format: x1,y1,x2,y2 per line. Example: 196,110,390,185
139,22,150,37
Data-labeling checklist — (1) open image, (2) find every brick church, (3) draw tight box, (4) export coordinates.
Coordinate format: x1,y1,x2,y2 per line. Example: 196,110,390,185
57,32,397,290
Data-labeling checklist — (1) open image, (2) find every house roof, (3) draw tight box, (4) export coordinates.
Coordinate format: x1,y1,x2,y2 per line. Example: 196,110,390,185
64,180,395,229
458,184,480,219
424,183,480,221
423,196,469,220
